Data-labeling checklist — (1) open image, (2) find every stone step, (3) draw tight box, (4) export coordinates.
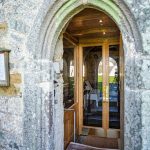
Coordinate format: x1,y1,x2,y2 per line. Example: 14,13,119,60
78,135,119,149
67,142,119,150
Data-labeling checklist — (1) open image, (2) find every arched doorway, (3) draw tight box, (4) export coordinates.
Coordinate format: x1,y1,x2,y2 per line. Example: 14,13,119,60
63,9,122,149
24,1,142,150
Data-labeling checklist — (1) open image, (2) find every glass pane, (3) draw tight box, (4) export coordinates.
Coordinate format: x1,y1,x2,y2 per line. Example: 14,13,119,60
63,48,74,108
83,46,102,127
109,45,120,129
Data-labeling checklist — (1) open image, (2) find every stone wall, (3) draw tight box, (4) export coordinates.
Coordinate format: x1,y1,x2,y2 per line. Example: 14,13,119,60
0,0,150,150
124,0,150,149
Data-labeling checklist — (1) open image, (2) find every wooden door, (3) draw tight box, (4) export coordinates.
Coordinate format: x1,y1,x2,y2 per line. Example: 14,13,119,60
81,41,121,138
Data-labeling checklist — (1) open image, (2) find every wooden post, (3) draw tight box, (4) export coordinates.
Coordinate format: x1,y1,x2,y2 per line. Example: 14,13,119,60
119,34,124,149
77,45,83,134
74,45,79,135
102,41,109,137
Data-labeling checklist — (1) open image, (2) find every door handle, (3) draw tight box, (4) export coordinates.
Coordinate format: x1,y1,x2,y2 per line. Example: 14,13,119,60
103,85,109,102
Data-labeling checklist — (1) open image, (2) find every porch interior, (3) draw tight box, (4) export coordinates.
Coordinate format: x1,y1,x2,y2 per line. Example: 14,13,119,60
63,8,122,150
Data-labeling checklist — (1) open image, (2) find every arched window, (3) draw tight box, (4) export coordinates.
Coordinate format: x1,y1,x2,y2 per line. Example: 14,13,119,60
109,57,118,83
98,60,103,93
69,60,74,77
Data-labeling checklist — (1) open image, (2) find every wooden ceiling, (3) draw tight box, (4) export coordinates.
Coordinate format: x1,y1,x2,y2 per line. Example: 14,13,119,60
64,8,120,41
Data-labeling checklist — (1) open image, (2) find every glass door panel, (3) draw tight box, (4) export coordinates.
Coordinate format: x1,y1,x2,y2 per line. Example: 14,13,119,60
63,48,75,108
109,45,120,129
82,44,120,132
83,46,103,127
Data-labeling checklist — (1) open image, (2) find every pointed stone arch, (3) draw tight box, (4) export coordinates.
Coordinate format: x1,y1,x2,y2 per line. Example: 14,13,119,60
23,1,143,150
36,0,142,59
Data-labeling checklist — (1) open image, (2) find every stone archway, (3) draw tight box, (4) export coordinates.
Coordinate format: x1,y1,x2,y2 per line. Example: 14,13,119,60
23,1,143,150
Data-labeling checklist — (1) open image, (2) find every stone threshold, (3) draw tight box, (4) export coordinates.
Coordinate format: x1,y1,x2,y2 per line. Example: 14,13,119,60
67,142,119,150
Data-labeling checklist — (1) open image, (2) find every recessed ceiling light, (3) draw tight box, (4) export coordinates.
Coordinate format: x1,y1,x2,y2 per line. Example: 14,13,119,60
99,20,103,23
103,32,106,35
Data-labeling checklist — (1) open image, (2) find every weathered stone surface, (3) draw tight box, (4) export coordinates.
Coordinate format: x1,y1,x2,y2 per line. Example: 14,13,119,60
124,89,142,150
134,58,150,89
10,73,21,84
0,96,23,150
141,91,150,149
0,0,149,150
125,0,150,55
0,73,21,96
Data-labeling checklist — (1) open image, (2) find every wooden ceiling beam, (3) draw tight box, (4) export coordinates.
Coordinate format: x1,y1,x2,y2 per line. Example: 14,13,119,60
71,27,118,36
79,36,120,46
63,32,79,46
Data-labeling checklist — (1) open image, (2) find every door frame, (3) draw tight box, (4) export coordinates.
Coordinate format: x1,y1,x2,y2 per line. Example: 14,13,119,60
76,39,122,138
